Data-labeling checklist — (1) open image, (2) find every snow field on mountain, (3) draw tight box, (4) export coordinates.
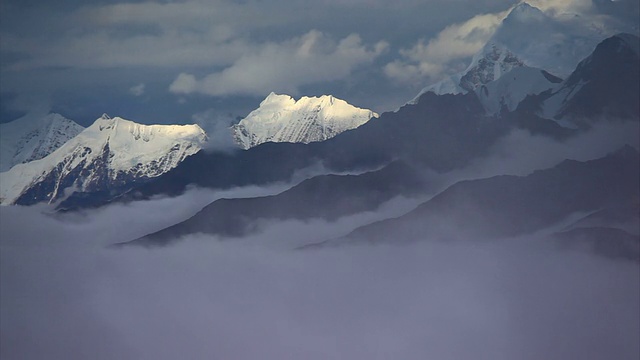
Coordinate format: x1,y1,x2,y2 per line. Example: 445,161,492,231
0,115,206,205
232,93,378,149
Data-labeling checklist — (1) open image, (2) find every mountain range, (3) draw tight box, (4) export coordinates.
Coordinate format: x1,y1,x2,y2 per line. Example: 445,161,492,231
0,114,206,205
0,94,376,206
116,32,639,260
0,4,637,261
128,146,639,262
410,2,616,101
84,32,637,207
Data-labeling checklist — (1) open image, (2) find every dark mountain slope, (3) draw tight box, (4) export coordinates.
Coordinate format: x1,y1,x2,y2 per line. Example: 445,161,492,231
338,145,639,244
125,161,426,246
517,33,640,124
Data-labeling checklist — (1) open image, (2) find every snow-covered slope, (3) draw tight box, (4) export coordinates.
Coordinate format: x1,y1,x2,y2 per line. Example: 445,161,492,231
491,3,611,78
0,113,84,172
0,114,207,205
231,93,378,149
409,43,525,103
410,2,611,103
476,66,562,115
538,33,640,123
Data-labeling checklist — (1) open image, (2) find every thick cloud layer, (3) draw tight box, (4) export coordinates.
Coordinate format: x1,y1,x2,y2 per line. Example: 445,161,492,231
2,211,638,360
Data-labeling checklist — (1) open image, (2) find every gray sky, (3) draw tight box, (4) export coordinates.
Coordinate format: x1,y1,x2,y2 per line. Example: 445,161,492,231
1,0,637,126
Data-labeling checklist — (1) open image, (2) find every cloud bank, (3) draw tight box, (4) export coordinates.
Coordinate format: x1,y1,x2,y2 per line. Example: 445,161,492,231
169,31,388,97
2,208,638,360
385,11,508,85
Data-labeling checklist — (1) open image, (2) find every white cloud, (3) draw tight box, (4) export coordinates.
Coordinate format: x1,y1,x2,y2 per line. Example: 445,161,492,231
169,74,198,94
526,0,594,14
384,11,508,85
2,202,638,359
169,30,388,96
190,109,239,152
129,83,145,96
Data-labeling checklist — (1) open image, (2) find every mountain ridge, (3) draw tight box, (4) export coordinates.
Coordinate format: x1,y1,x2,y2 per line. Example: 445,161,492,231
0,114,207,205
231,92,377,149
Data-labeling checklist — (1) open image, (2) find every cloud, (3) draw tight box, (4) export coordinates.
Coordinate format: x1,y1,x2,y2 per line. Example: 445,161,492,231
384,11,508,85
457,121,640,178
129,83,145,97
190,109,239,153
169,30,388,97
526,0,594,14
383,0,638,87
0,1,271,70
1,204,638,359
168,74,198,94
412,121,640,197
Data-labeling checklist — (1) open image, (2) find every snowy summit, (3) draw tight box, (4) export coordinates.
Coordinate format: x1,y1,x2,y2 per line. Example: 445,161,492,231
409,2,607,103
0,113,84,172
0,114,207,205
232,93,378,149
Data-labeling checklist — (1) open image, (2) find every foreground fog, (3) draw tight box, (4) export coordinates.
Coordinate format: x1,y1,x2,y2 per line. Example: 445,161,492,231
2,203,639,360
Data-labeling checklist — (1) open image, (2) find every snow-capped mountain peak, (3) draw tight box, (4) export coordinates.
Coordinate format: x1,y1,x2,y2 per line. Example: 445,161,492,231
232,93,378,149
459,43,525,92
0,113,84,172
409,2,610,103
409,42,525,103
0,115,207,205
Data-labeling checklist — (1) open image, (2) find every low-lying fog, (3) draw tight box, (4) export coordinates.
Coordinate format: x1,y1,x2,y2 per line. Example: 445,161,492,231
1,121,638,359
2,209,638,360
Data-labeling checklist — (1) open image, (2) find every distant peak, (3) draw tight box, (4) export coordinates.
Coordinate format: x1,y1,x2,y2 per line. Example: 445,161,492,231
513,2,535,11
504,2,545,22
100,113,111,120
261,92,294,106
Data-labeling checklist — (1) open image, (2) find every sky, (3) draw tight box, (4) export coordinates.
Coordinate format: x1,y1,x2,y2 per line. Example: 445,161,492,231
1,0,638,127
